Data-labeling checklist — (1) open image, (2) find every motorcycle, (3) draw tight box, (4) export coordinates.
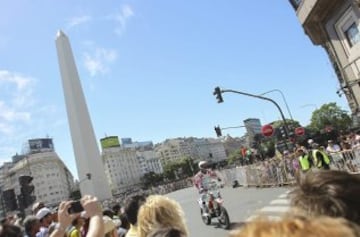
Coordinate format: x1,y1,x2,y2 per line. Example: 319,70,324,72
198,177,230,229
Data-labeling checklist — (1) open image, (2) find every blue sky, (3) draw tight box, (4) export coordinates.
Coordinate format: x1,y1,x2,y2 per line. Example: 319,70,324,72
0,0,348,178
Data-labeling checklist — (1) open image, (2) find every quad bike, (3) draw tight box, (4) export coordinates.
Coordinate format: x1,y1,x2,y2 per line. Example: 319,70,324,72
198,178,230,229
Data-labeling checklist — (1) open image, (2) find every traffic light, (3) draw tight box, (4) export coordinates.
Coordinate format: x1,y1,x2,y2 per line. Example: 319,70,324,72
2,189,18,211
18,175,36,208
279,126,286,138
213,87,224,103
214,126,222,137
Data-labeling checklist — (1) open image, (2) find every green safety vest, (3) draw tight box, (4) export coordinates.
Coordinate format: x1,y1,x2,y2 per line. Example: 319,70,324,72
298,155,310,171
312,150,331,168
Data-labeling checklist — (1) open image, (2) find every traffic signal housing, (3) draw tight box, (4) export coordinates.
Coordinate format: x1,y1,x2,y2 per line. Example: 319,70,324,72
214,126,222,137
213,87,224,103
18,175,36,209
2,189,18,211
279,126,286,138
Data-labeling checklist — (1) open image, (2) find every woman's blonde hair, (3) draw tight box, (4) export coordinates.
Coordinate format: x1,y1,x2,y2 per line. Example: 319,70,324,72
137,195,188,237
230,216,360,237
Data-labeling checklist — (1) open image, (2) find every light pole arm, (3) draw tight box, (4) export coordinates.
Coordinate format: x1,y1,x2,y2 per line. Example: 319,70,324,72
221,89,290,140
221,125,246,130
260,89,294,120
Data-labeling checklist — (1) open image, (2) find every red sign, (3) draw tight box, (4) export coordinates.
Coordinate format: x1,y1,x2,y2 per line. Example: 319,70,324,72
262,124,274,137
295,127,305,136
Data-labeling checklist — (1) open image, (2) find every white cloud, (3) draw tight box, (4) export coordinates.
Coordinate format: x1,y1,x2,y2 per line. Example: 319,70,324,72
0,70,64,163
113,5,134,35
83,48,118,77
0,70,32,91
0,70,35,138
66,15,92,29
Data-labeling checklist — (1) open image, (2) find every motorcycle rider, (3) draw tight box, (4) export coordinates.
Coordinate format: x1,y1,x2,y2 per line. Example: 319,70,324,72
193,161,221,215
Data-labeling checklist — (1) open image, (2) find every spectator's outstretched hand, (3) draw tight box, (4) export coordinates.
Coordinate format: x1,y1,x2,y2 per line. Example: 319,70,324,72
80,195,104,237
58,201,73,228
81,195,102,217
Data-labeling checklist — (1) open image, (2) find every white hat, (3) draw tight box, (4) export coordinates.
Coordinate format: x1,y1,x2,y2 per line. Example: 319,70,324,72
308,139,314,144
32,202,44,213
103,216,116,234
36,207,52,220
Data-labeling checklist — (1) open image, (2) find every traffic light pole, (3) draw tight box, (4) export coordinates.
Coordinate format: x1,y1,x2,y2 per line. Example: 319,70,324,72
221,125,246,130
219,88,290,149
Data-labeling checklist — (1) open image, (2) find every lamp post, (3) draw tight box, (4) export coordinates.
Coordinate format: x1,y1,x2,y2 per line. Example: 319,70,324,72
260,89,294,120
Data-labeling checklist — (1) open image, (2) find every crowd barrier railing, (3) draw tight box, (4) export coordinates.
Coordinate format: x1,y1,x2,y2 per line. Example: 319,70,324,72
219,147,360,188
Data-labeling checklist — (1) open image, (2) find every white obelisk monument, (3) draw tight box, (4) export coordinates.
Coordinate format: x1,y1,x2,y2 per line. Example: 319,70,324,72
55,30,112,200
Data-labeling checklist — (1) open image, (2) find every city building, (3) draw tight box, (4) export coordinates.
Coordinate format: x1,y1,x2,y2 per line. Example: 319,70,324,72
101,147,142,195
290,0,360,125
154,137,227,166
154,138,193,165
136,150,163,175
121,138,132,146
1,138,75,208
191,138,227,163
243,118,262,146
123,141,153,150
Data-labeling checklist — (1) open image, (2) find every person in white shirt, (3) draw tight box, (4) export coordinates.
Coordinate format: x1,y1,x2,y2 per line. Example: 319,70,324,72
326,140,341,153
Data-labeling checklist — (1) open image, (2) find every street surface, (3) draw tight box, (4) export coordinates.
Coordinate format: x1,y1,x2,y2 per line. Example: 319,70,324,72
167,186,291,237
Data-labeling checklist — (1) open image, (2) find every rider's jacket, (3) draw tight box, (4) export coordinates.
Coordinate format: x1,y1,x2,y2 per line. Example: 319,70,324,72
193,169,218,191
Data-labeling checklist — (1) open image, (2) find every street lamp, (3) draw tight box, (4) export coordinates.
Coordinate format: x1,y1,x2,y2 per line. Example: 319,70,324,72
260,89,294,120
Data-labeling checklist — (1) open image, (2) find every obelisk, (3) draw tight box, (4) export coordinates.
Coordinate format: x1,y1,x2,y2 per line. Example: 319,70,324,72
55,30,111,200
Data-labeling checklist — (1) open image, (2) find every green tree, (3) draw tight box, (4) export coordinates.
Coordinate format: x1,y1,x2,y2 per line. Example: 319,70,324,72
272,119,301,129
140,172,163,187
308,103,352,132
227,149,241,165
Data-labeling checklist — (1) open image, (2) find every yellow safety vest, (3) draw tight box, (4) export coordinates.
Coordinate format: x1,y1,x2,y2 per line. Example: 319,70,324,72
298,155,310,171
312,150,331,167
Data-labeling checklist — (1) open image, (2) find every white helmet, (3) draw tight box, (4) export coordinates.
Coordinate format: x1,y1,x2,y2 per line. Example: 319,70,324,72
198,161,208,169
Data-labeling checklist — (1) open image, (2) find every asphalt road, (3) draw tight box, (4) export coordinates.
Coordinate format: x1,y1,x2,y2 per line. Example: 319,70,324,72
167,186,290,237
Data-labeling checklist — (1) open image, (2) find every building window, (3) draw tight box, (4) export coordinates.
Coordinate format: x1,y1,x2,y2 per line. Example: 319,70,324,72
345,22,360,47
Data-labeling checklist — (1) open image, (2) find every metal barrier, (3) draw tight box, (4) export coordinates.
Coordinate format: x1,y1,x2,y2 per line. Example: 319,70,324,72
219,147,360,188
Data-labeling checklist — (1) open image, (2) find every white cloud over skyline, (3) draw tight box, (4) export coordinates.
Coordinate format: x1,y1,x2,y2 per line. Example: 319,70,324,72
113,5,134,36
66,15,92,29
83,47,118,77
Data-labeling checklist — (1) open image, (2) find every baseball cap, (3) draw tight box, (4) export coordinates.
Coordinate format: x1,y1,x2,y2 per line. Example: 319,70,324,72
36,207,52,220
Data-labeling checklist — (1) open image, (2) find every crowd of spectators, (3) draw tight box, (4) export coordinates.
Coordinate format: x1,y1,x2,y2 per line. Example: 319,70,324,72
1,132,360,237
1,169,360,237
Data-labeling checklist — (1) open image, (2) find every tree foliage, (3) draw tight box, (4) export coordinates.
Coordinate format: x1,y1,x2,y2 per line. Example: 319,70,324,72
227,149,241,165
308,103,352,132
271,119,301,129
162,156,195,181
140,172,163,187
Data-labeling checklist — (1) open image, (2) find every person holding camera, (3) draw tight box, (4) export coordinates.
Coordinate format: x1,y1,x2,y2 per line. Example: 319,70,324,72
50,195,103,237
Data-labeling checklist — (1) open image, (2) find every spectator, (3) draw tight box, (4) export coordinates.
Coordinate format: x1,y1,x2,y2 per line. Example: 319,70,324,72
23,215,41,237
0,224,23,237
50,195,104,237
326,140,341,153
102,209,114,219
229,216,360,237
137,195,188,237
32,202,45,215
124,195,146,237
67,216,85,237
147,227,185,237
290,170,360,224
36,207,53,237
